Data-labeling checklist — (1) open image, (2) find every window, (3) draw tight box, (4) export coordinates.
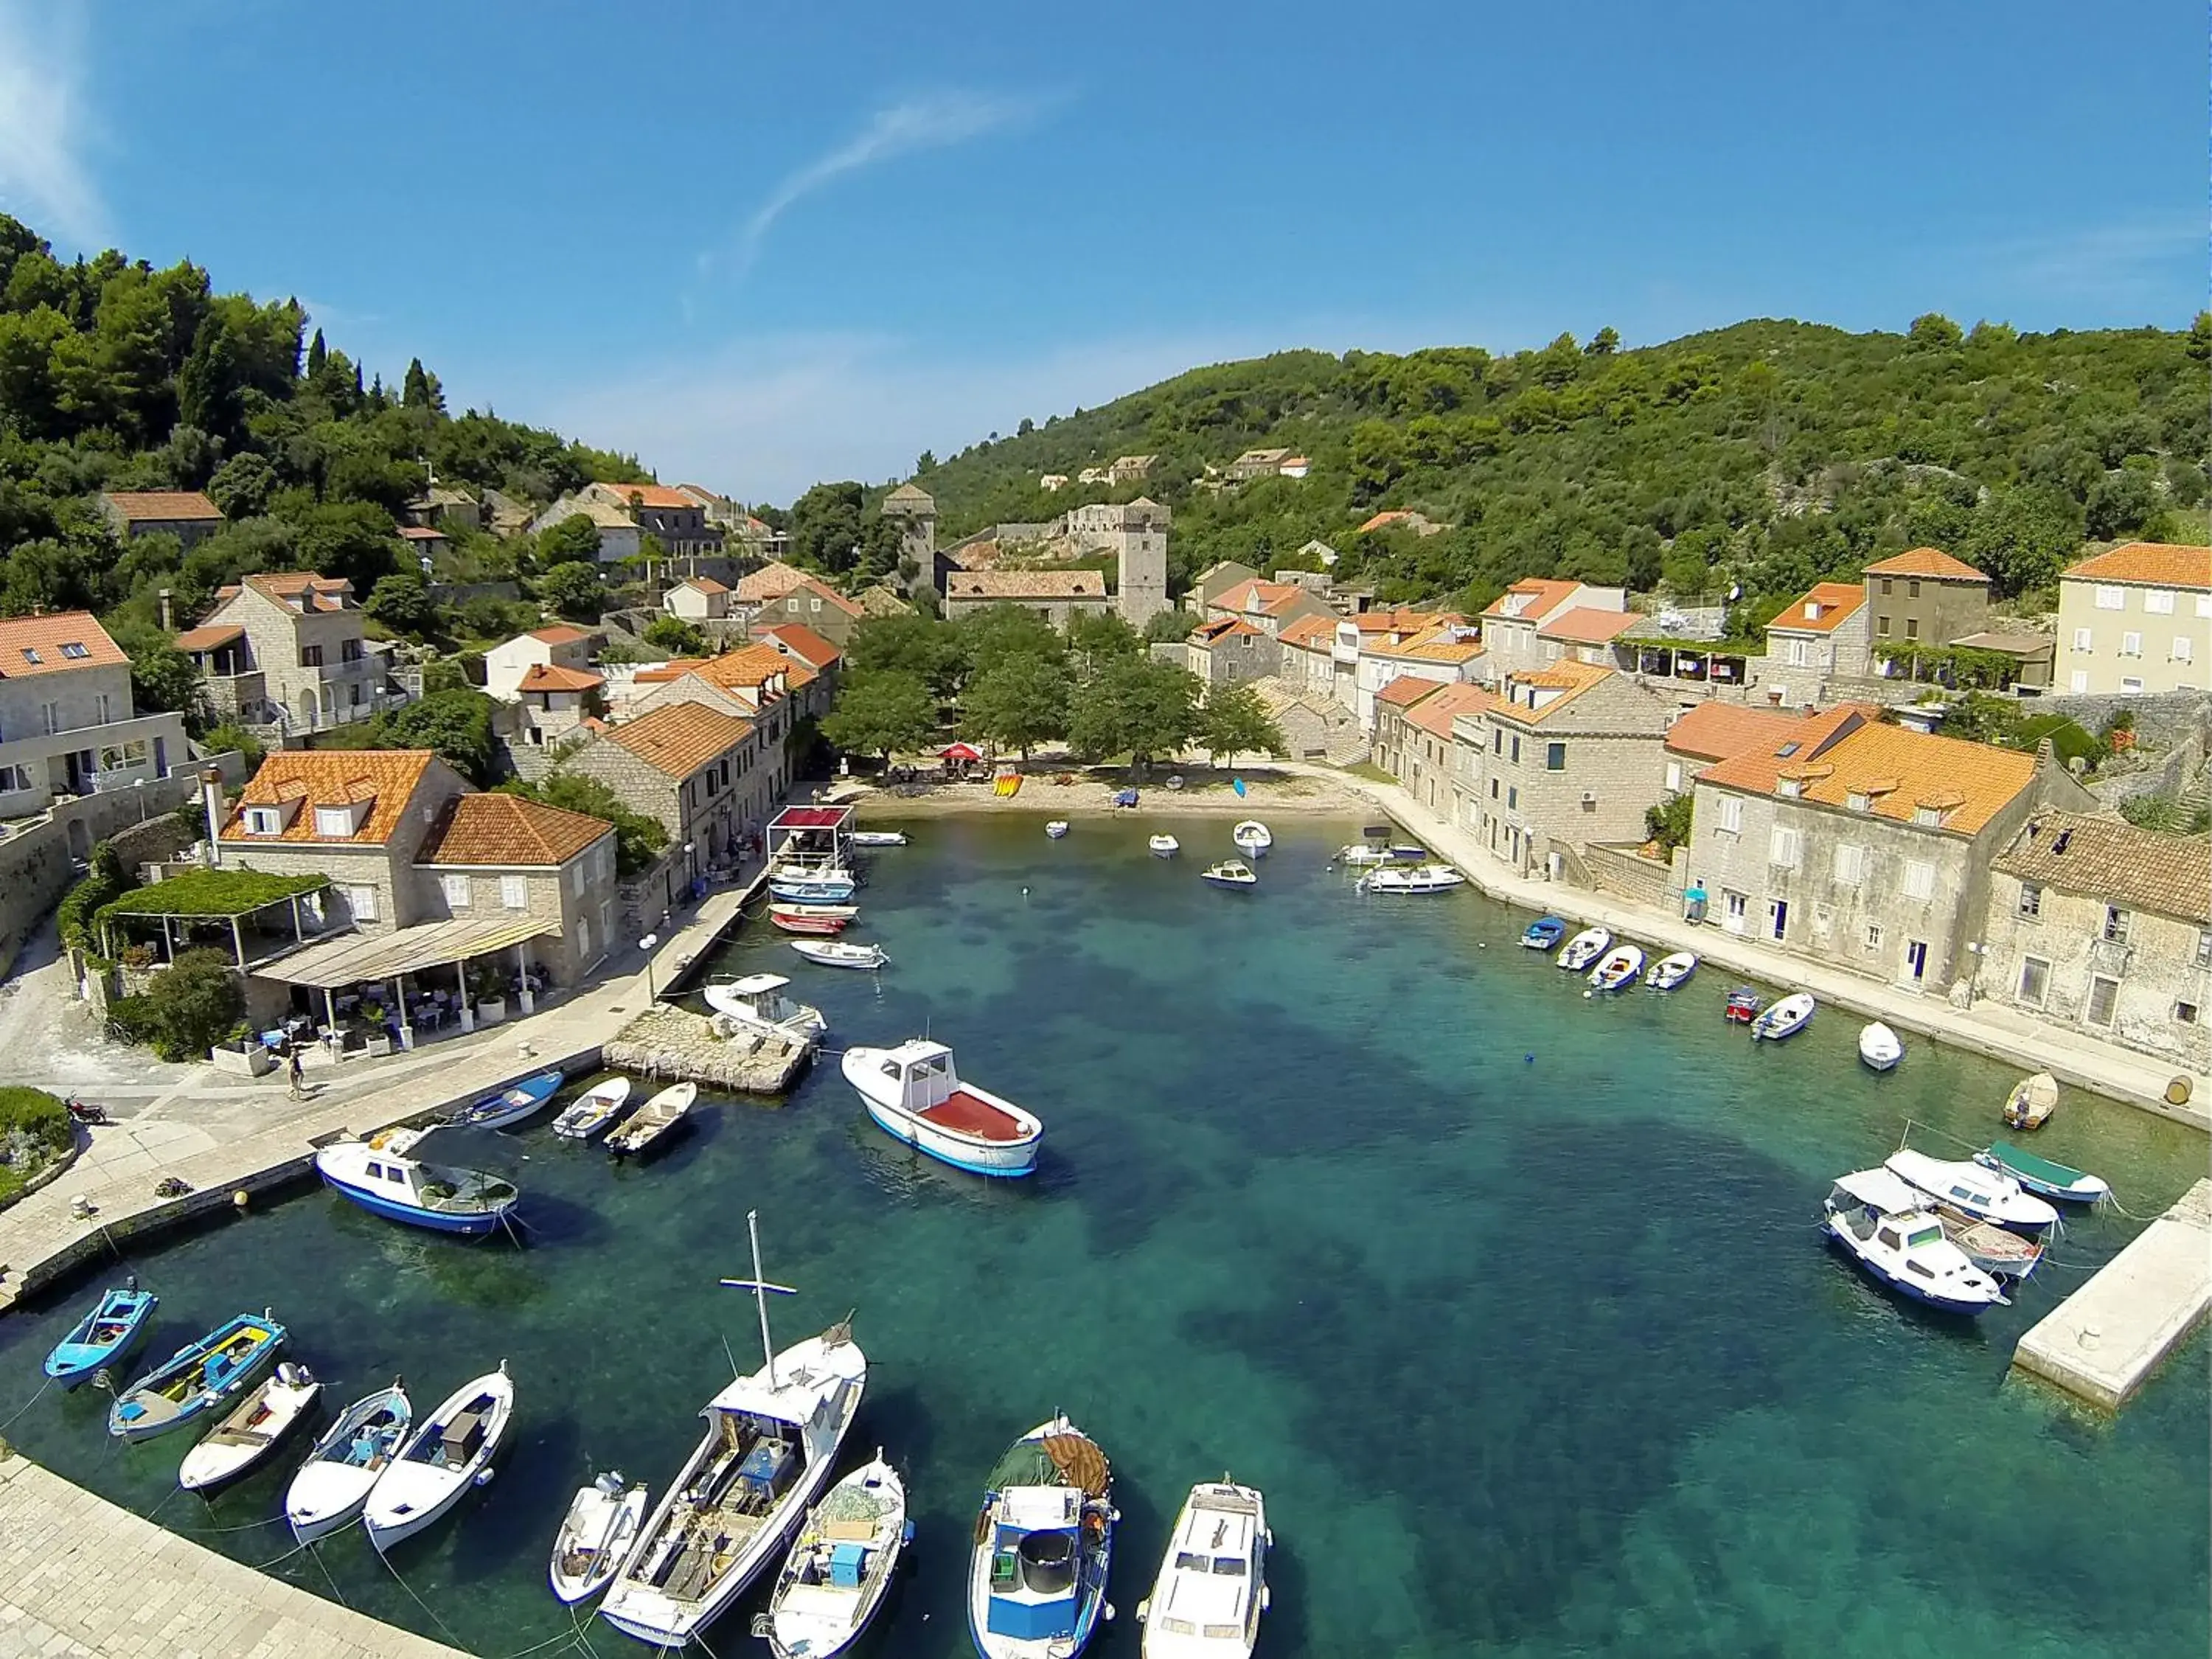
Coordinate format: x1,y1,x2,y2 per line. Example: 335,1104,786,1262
2094,585,2124,611
1724,890,1747,925
341,639,364,661
2069,671,2088,692
2145,588,2175,614
1785,637,1809,667
2071,627,2093,653
59,641,88,658
245,807,282,835
1545,741,1565,771
2087,975,2119,1026
1907,580,1921,599
1665,760,1683,793
1489,776,1499,799
1903,618,1919,640
1492,728,1503,755
1506,785,1518,810
2177,1001,2201,1026
0,763,29,792
1509,734,1521,764
2199,594,2212,619
312,805,356,836
495,874,529,911
1717,796,1742,834
301,644,324,667
2017,956,2050,1006
1903,860,1935,900
571,863,586,897
346,883,379,922
39,700,59,735
1879,578,1893,595
1769,826,1801,869
2103,905,2130,945
2197,930,2211,968
2121,676,2144,692
2175,635,2194,663
19,647,39,664
442,874,472,908
2017,883,2041,918
1833,844,1865,886
1865,922,1884,950
1876,616,1891,637
2121,631,2142,657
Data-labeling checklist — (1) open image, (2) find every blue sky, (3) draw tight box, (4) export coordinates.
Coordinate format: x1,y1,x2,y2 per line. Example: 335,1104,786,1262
1,1,2202,501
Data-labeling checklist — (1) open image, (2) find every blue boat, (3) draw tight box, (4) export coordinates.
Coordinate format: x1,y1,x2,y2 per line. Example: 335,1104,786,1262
771,874,858,904
44,1279,158,1385
108,1310,287,1440
1520,917,1566,950
969,1418,1115,1659
447,1068,563,1131
313,1127,520,1237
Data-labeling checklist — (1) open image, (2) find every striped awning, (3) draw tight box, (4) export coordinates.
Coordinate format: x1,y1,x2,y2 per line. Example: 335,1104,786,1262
251,917,554,989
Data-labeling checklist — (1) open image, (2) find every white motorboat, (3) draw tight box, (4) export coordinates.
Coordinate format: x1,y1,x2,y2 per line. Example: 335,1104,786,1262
285,1380,411,1543
705,974,827,1043
178,1361,320,1492
846,830,908,848
790,939,888,971
1823,1167,2008,1315
1885,1148,2059,1233
1200,859,1257,890
1644,950,1697,991
1045,821,1070,839
1149,835,1180,858
1750,991,1816,1041
1339,842,1426,866
550,1077,633,1142
758,1453,911,1659
841,1037,1043,1177
605,1082,698,1158
1858,1023,1904,1072
364,1365,514,1551
1231,820,1272,858
1357,863,1466,894
1137,1478,1270,1659
1585,944,1644,992
1557,928,1610,972
601,1217,866,1651
550,1471,650,1605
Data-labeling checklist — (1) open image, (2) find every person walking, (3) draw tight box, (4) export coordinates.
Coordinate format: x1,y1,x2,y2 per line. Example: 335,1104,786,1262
286,1043,305,1099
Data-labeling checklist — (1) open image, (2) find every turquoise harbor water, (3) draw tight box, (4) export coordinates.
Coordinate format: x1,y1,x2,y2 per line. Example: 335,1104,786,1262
2,814,2207,1658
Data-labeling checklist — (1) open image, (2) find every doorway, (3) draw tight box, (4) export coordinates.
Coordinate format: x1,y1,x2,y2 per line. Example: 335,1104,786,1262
1904,939,1928,986
1768,898,1789,941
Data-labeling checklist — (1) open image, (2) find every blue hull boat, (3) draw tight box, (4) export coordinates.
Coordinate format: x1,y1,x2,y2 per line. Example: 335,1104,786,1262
108,1311,287,1440
315,1128,520,1237
44,1280,158,1385
1521,917,1566,950
448,1068,563,1131
771,877,857,904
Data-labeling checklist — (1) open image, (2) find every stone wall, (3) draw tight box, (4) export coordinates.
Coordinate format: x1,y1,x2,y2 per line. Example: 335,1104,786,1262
2031,689,2211,749
1583,841,1683,908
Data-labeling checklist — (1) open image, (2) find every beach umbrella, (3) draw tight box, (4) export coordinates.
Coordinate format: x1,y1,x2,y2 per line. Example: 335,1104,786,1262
940,742,984,762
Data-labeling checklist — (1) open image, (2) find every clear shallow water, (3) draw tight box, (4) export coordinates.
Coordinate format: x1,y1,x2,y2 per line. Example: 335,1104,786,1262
1,815,2205,1658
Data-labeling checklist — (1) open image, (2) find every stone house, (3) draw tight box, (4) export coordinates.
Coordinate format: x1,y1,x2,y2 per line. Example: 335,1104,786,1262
1039,474,1070,493
1275,614,1340,701
397,524,448,571
943,571,1110,629
528,495,641,563
672,484,742,531
1062,498,1171,627
1185,617,1278,686
2054,541,2211,695
742,572,866,648
402,484,481,532
1107,454,1155,484
561,701,768,883
1478,580,1628,681
1862,546,1992,653
1537,606,1639,668
178,573,399,735
1761,581,1873,702
855,583,915,619
480,487,535,538
880,483,938,589
1187,560,1262,613
1225,447,1293,481
1204,579,1334,639
751,625,842,722
1686,710,2095,992
98,490,226,548
582,481,724,561
1357,509,1450,537
1978,811,2211,1071
1349,611,1472,728
1397,684,1496,817
0,613,188,819
665,577,732,622
484,625,598,700
1363,622,1486,703
509,663,605,751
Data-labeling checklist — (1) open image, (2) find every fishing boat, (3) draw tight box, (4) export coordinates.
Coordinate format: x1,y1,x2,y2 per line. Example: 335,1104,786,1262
1231,820,1272,858
771,900,859,923
841,1037,1043,1177
108,1311,287,1441
1557,928,1610,972
770,871,859,905
364,1364,515,1551
1200,859,1257,890
446,1068,564,1131
1858,1023,1904,1072
1520,917,1566,950
550,1077,633,1142
44,1279,157,1386
1724,987,1764,1023
1750,992,1815,1041
551,1471,651,1605
1586,944,1644,992
1822,1168,2008,1315
790,939,888,971
1045,821,1071,839
771,907,851,936
1149,835,1180,858
1933,1206,2045,1281
285,1380,411,1543
606,1082,698,1159
315,1127,520,1237
1975,1140,2111,1206
757,1453,911,1659
600,1217,867,1651
1136,1478,1270,1659
1645,950,1697,991
1885,1148,2059,1233
705,973,827,1043
2003,1071,2059,1131
1357,863,1467,894
846,830,907,848
178,1361,321,1492
1339,841,1427,866
969,1417,1116,1659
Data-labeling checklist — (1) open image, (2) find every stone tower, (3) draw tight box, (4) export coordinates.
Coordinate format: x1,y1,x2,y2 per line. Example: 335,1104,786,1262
1113,496,1171,629
881,482,938,596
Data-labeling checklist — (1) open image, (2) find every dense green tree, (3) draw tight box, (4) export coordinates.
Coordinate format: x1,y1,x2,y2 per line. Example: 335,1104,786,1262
503,772,667,877
787,481,866,572
287,499,400,591
372,688,499,785
536,513,604,566
365,570,439,635
956,602,1064,678
961,653,1071,759
1200,682,1287,766
1959,487,2082,597
1065,610,1142,671
108,624,202,723
642,614,709,655
538,559,605,620
823,671,939,765
847,613,963,696
1067,656,1200,768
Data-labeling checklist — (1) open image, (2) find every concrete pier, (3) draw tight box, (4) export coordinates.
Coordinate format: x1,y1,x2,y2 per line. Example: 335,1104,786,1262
602,1003,812,1093
2012,1178,2212,1410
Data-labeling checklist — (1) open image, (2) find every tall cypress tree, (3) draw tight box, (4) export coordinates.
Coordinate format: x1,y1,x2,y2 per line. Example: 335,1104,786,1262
402,356,431,408
306,327,327,377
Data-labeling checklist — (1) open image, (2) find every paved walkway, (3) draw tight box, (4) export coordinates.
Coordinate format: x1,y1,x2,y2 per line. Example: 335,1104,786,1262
1293,765,2210,1130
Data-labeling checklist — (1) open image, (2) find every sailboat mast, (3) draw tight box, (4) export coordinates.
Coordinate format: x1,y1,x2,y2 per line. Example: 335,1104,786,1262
748,1208,776,1388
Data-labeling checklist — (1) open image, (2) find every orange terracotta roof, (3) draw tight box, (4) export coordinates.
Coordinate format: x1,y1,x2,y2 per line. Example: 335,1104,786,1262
174,624,243,653
633,657,709,685
1357,510,1412,533
1492,661,1615,725
417,792,611,867
102,490,223,521
1374,626,1485,664
517,663,604,693
1538,606,1638,644
1191,616,1259,644
396,525,445,541
600,702,754,778
599,481,696,510
215,573,355,613
697,642,809,692
1376,675,1441,709
733,560,814,602
0,612,128,678
1745,721,2036,835
1482,578,1580,623
1214,578,1304,613
1663,701,1802,762
528,625,591,644
677,576,729,594
2062,541,2212,589
221,751,436,845
1863,546,1989,581
1405,683,1498,738
1276,614,1338,649
754,622,841,670
1767,582,1866,634
1694,706,1876,797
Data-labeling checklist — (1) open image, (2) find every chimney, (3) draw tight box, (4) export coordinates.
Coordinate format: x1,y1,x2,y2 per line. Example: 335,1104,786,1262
159,588,174,632
200,765,226,867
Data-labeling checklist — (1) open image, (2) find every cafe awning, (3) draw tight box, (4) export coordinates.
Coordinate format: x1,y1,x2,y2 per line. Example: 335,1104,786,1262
251,917,555,990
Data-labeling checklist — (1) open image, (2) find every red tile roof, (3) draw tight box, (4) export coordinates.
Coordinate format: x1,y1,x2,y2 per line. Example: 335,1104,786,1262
600,702,754,778
1276,614,1339,649
102,490,223,522
1707,720,2038,837
1538,606,1638,644
1767,582,1866,634
2061,541,2212,589
517,663,604,693
395,525,445,541
174,624,244,653
733,560,813,602
599,481,697,510
1376,675,1441,709
754,622,841,670
677,576,729,594
1492,661,1616,724
528,625,591,644
1482,578,1581,624
1693,706,1872,797
1405,683,1498,738
1663,702,1802,762
221,751,437,845
214,573,355,613
0,613,128,678
1863,546,1989,581
1357,510,1412,533
417,792,611,867
777,575,863,617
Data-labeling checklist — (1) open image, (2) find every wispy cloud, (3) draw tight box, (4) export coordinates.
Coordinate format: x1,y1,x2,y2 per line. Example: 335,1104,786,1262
1994,214,2204,307
0,1,110,249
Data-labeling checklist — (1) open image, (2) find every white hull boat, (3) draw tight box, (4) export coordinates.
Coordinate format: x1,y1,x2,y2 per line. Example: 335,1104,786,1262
1750,992,1815,1040
1340,843,1427,866
1149,835,1180,858
1823,1168,2007,1315
1230,820,1271,858
790,939,888,970
551,1471,650,1605
1357,863,1466,894
285,1381,411,1543
843,1039,1043,1177
846,831,907,848
1557,928,1610,972
1200,860,1257,890
759,1453,910,1659
178,1362,320,1492
1885,1148,2059,1233
1045,821,1070,838
1137,1478,1270,1658
364,1365,514,1551
2003,1071,2059,1130
605,1082,698,1158
705,974,827,1043
1586,944,1644,992
1858,1023,1904,1072
970,1418,1116,1659
550,1077,633,1142
1644,950,1697,990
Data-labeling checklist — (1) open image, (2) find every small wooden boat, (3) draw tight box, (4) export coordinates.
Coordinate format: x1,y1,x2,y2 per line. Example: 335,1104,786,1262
841,1038,1042,1176
757,1453,911,1658
1045,820,1071,838
1645,950,1697,991
772,908,850,936
606,1082,697,1158
1933,1206,2045,1281
551,1077,634,1142
550,1470,650,1605
2003,1071,2059,1130
1520,917,1566,950
286,1380,411,1543
847,830,907,848
969,1418,1115,1659
770,871,858,903
1358,863,1466,894
790,939,888,970
705,973,826,1041
179,1361,321,1492
448,1068,564,1131
1975,1141,2111,1205
771,900,858,922
1823,1169,2007,1315
1149,834,1180,858
1858,1023,1904,1072
1724,986,1764,1023
365,1364,514,1551
1885,1149,2058,1233
316,1128,520,1237
1201,859,1257,890
109,1311,287,1441
1137,1478,1271,1659
1557,928,1610,971
1750,992,1815,1040
1231,819,1272,858
1586,944,1644,992
44,1279,157,1386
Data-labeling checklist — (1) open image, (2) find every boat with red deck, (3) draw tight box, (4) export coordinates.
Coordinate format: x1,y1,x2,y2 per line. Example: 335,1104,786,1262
839,1038,1043,1177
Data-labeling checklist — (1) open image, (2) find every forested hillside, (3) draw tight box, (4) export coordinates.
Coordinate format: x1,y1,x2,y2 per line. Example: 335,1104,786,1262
900,316,2211,619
